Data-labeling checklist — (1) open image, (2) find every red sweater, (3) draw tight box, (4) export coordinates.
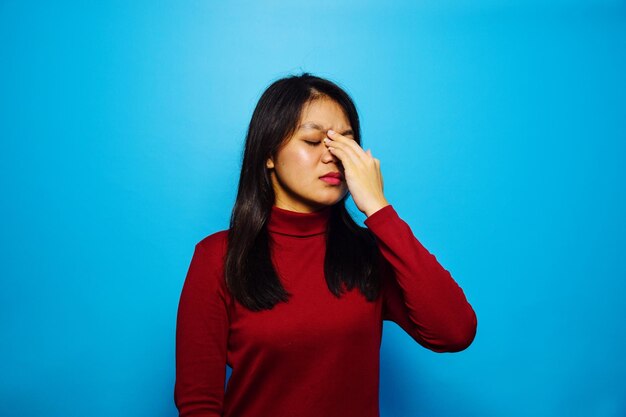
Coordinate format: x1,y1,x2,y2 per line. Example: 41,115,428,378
175,204,477,417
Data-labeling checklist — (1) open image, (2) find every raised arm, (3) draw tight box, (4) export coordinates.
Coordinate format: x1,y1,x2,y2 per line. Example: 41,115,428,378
364,205,477,352
175,238,229,416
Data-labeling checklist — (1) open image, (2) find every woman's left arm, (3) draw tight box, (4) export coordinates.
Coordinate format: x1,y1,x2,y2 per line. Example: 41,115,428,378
324,130,476,352
364,205,477,353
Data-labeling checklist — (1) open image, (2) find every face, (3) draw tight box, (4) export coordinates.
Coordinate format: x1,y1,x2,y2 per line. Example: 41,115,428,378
266,97,354,213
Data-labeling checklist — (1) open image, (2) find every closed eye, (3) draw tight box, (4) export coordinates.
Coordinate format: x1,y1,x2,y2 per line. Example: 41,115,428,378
304,140,321,146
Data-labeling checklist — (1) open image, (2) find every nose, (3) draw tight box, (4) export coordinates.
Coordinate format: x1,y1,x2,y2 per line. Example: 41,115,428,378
321,145,340,164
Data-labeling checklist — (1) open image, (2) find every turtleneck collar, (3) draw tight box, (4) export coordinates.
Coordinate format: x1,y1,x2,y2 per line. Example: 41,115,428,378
267,205,332,237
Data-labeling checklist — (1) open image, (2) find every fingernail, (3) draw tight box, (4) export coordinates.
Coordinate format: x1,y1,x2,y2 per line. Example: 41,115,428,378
327,129,335,135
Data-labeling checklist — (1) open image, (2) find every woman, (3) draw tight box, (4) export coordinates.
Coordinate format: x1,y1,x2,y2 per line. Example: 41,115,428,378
174,73,477,417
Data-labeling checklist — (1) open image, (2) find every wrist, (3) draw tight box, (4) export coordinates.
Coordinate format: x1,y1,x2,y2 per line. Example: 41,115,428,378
364,199,390,218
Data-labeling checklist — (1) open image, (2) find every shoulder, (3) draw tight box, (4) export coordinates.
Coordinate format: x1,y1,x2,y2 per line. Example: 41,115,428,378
196,229,229,255
187,229,230,278
185,229,231,298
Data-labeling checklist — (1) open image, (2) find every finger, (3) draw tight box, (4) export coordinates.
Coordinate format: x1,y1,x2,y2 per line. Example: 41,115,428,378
330,136,378,171
326,129,362,150
326,130,368,159
367,149,377,165
325,144,357,168
324,138,359,168
324,136,367,167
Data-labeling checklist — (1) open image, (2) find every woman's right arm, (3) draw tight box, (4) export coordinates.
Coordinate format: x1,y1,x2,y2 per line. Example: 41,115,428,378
175,238,229,417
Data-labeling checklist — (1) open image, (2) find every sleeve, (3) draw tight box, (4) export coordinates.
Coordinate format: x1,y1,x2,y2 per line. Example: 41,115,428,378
364,205,477,353
174,240,229,416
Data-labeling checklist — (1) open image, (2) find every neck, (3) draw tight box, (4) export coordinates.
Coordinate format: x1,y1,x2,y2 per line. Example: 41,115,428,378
267,204,332,237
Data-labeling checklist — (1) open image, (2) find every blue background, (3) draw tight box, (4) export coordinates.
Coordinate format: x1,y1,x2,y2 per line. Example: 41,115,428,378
1,1,625,416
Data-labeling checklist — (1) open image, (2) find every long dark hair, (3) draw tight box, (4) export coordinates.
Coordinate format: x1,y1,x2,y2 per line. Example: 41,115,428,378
225,73,383,311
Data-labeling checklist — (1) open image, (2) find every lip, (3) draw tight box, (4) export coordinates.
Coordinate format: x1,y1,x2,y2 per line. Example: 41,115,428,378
320,177,342,185
320,171,343,180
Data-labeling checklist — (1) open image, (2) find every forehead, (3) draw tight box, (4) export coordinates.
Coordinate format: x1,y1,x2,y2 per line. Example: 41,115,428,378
298,98,353,135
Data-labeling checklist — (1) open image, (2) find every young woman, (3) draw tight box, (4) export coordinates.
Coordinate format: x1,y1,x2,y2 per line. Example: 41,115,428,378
174,73,477,417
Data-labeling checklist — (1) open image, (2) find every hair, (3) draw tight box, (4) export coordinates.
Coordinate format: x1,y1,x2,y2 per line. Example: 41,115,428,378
224,72,383,311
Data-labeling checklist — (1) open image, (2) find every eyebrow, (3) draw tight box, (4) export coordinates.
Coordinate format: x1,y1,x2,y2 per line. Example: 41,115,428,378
298,122,354,136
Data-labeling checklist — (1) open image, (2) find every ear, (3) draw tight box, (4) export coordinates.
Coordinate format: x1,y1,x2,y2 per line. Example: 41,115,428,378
266,157,274,169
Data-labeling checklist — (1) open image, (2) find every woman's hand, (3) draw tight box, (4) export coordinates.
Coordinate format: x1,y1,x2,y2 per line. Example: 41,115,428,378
324,129,390,217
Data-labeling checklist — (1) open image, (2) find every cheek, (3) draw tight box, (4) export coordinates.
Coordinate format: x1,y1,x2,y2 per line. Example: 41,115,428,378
294,147,318,165
278,148,317,171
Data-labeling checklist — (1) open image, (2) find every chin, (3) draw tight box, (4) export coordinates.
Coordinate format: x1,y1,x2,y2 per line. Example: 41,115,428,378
299,189,347,209
317,194,346,207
